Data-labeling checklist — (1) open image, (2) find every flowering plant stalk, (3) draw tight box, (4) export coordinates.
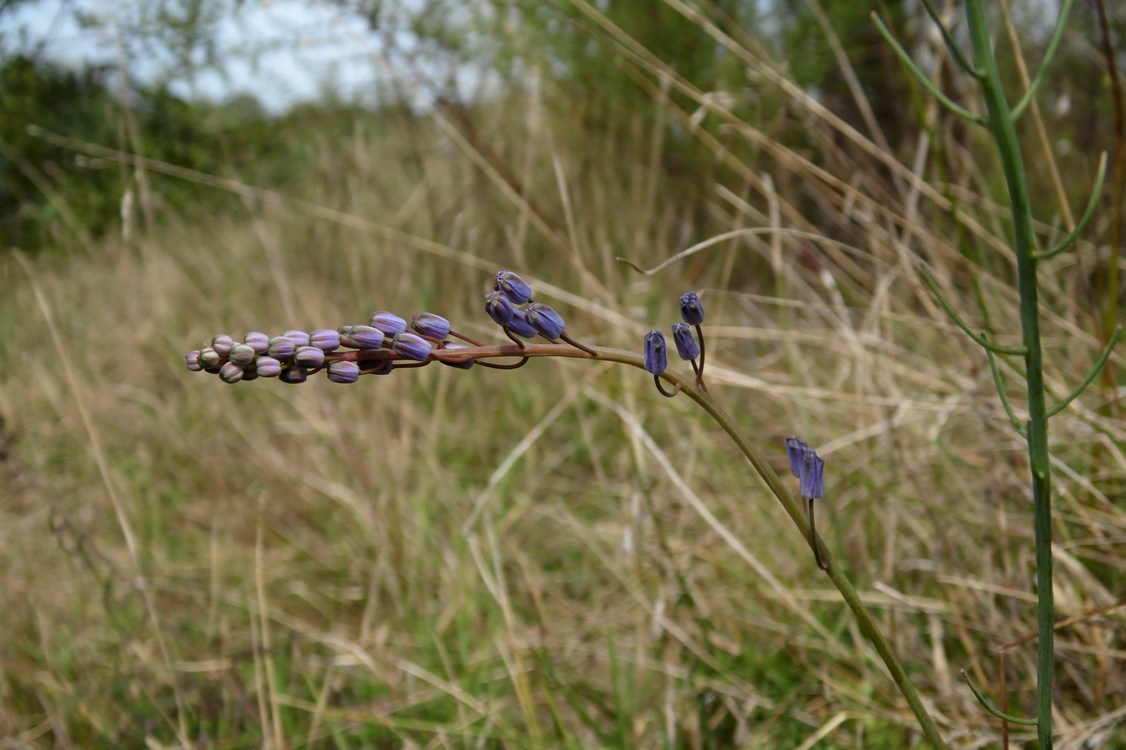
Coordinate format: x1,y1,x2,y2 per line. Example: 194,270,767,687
186,270,949,747
874,1,1121,744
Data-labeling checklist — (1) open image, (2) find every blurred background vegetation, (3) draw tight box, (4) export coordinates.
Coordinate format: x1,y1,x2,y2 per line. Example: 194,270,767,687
1,0,1124,747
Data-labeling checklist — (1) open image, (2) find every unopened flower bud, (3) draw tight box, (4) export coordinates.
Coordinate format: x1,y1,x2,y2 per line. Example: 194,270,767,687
199,347,222,370
229,343,256,367
785,436,804,478
294,346,325,368
392,332,432,361
485,290,514,326
219,361,244,384
495,270,533,305
643,330,667,374
338,325,355,347
240,365,260,382
279,365,308,384
267,336,296,360
412,312,451,339
185,350,203,372
328,360,360,384
506,309,538,339
800,449,825,500
671,323,700,360
370,311,407,336
310,328,340,351
525,302,566,339
243,331,269,354
211,334,235,356
255,356,282,377
679,292,705,326
350,325,385,350
283,329,311,347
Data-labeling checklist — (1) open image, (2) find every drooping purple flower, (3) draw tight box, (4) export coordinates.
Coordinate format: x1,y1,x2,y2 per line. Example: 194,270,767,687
199,347,222,371
785,437,825,500
785,436,805,478
255,356,282,377
310,328,340,352
679,292,705,326
219,361,244,384
350,325,386,350
267,336,296,360
485,290,514,326
327,360,360,384
525,302,565,339
370,311,407,337
294,346,325,368
643,330,668,374
244,331,269,354
506,309,539,339
800,449,825,500
392,332,433,361
279,365,308,384
671,322,700,360
283,329,311,347
412,312,451,340
228,343,256,367
495,270,533,305
210,334,234,356
185,350,202,372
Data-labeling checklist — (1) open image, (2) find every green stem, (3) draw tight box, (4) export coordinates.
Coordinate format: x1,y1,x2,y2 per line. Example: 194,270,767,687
965,2,1055,745
444,342,948,747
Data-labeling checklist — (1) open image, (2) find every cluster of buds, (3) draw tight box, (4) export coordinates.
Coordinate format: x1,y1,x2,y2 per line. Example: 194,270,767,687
184,271,598,385
184,310,485,385
484,271,596,357
641,292,707,396
785,437,828,570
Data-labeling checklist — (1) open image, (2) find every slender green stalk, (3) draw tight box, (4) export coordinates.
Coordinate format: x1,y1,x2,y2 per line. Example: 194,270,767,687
965,2,1055,744
447,342,949,748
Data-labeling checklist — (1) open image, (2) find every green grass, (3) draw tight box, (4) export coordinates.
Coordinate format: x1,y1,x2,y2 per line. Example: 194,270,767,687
2,6,1125,747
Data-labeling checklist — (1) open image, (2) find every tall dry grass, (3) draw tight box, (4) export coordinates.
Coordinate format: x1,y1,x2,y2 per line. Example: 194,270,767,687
1,3,1124,748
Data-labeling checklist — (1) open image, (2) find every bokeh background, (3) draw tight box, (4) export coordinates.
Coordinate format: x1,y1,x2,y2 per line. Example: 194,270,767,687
1,1,1124,747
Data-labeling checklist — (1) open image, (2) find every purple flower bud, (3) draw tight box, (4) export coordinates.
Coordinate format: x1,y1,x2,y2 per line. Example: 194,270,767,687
244,331,269,354
255,356,282,377
671,322,700,360
785,437,825,500
240,365,260,382
279,365,308,384
327,360,360,384
392,332,433,361
525,302,565,339
506,309,539,339
337,325,355,347
370,311,407,336
440,342,475,369
199,347,222,370
412,312,451,339
643,330,667,374
310,328,340,351
495,270,533,305
185,350,203,372
785,436,805,478
229,343,256,367
267,336,296,360
485,290,514,326
351,325,386,350
800,449,825,500
219,361,244,384
679,292,705,326
294,346,325,368
283,329,311,347
211,334,235,356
